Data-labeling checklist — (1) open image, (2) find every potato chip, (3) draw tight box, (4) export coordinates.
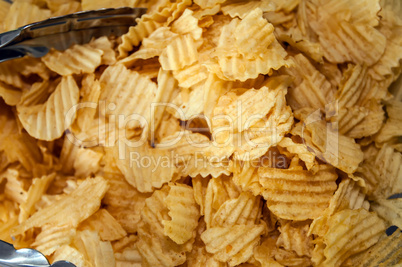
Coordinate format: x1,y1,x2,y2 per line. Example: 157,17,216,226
231,160,262,196
309,6,386,66
162,183,200,244
118,19,161,58
278,137,318,172
375,100,402,143
3,2,51,31
103,173,148,234
17,76,80,141
0,1,10,28
12,177,109,235
171,9,203,40
201,224,266,266
171,82,204,118
371,198,402,229
356,143,402,199
277,221,313,257
73,148,103,178
42,44,103,76
159,34,199,71
234,8,275,55
356,230,402,267
211,191,261,228
0,82,22,107
221,1,275,19
19,173,56,223
114,141,175,193
88,36,116,65
50,1,81,17
52,245,92,267
114,243,142,267
136,185,194,266
259,164,338,221
269,0,299,13
74,230,116,267
81,0,138,10
283,53,334,111
321,208,386,267
80,209,127,241
99,64,157,129
173,62,208,89
32,224,76,256
194,0,225,9
291,120,364,174
0,60,27,90
3,168,28,205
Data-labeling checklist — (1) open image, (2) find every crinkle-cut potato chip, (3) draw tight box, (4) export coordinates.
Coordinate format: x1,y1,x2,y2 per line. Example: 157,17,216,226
221,1,275,19
3,1,51,32
0,82,22,107
88,36,116,65
194,0,226,9
171,82,204,118
0,60,27,90
50,1,81,17
356,143,402,199
42,44,103,76
118,19,161,58
19,173,56,223
291,119,364,174
17,76,79,141
204,175,242,228
0,1,10,27
269,0,300,12
114,243,143,267
356,229,402,267
259,165,338,220
234,8,275,55
211,191,261,228
309,6,386,66
162,183,200,244
80,209,127,242
371,198,402,229
277,221,313,257
171,9,203,40
74,230,115,267
99,64,157,129
102,173,148,234
375,100,402,143
114,141,175,193
73,148,103,178
3,168,28,205
52,245,92,267
11,177,108,236
283,53,334,111
159,34,199,71
231,160,262,196
370,37,402,81
207,19,293,81
321,209,386,267
278,137,318,173
173,62,208,89
137,185,194,266
81,0,138,10
320,0,381,27
31,224,76,256
201,223,266,266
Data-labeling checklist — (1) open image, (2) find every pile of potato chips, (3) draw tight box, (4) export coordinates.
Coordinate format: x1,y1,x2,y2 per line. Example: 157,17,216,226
0,0,402,266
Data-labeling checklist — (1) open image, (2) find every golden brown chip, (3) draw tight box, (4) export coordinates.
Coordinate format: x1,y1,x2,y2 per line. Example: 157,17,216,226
32,224,76,256
3,2,51,31
259,165,338,220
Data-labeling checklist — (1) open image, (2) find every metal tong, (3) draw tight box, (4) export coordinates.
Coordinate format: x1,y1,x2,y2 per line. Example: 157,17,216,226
0,7,147,63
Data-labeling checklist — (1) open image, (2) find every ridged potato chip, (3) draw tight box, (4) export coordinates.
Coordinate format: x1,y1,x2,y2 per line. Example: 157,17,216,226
32,224,76,256
356,229,402,266
79,209,127,241
371,198,402,229
277,221,313,257
12,177,109,235
222,1,275,19
17,76,80,141
356,143,402,199
162,183,200,244
52,245,92,267
375,100,402,143
321,209,386,267
0,82,22,106
231,160,262,196
81,0,137,10
3,1,51,31
259,164,338,220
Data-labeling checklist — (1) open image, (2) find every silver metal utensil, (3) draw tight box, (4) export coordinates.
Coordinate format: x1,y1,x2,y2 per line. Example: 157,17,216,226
0,7,147,63
0,240,76,267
